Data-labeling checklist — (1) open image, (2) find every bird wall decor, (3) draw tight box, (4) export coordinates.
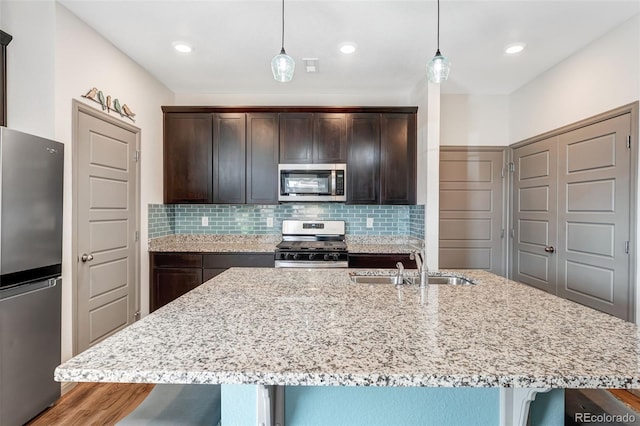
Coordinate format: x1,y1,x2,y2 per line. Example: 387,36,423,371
82,87,136,122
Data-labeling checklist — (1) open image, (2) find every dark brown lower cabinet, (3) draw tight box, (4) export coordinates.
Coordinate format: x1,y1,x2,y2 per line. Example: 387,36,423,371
348,253,416,269
150,252,275,312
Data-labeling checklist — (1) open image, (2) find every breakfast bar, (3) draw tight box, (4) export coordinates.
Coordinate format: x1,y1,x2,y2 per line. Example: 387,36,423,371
55,268,640,425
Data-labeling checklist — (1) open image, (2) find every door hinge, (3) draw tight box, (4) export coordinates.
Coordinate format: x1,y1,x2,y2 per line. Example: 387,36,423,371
508,162,515,173
510,228,515,238
500,229,505,239
135,230,139,242
134,311,141,321
134,150,140,162
628,135,632,149
625,241,630,254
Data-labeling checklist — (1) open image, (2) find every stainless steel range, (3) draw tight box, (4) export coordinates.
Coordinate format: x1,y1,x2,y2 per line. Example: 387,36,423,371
275,220,348,268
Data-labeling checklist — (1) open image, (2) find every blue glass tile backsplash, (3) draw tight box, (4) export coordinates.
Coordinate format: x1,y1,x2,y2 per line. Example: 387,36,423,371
148,204,425,240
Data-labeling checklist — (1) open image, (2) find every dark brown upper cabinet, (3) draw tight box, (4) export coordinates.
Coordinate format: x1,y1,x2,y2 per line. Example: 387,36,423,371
246,113,279,204
313,113,347,163
164,113,213,203
380,113,417,204
213,113,246,204
347,113,381,204
162,106,416,205
279,113,313,163
279,112,347,164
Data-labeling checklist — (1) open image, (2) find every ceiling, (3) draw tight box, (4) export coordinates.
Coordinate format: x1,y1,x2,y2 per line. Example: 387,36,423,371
59,0,639,97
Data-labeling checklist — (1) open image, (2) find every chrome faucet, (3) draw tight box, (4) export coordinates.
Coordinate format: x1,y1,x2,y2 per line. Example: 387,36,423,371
410,249,428,287
395,262,405,285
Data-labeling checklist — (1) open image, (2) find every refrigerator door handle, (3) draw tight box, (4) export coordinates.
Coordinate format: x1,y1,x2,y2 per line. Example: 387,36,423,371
0,277,60,300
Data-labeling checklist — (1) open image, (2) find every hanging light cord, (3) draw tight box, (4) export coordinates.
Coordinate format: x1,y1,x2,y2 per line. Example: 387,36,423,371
281,0,285,51
436,0,441,53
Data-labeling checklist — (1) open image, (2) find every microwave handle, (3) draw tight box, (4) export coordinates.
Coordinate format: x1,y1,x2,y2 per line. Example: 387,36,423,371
331,170,336,196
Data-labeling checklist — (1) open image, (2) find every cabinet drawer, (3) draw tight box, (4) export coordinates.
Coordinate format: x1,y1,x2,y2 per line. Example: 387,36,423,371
203,253,275,268
151,253,203,268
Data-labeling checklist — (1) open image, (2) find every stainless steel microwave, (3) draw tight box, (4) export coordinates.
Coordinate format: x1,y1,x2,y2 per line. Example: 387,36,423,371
278,164,346,202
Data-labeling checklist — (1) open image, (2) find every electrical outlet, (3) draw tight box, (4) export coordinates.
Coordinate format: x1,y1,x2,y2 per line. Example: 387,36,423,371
366,217,374,228
201,216,209,226
267,217,274,228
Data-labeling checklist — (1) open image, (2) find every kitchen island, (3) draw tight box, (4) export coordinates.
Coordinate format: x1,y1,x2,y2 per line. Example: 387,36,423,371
56,268,640,425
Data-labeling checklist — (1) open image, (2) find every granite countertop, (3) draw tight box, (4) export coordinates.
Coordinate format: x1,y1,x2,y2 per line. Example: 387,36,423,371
56,268,640,388
148,234,279,253
148,234,422,254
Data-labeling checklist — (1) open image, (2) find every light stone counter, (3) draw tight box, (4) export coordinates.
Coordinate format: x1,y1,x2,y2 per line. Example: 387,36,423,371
148,234,422,255
148,234,279,253
55,268,640,389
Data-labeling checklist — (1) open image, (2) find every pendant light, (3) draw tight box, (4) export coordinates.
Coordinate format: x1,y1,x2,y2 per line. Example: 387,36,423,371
426,0,451,83
271,0,295,82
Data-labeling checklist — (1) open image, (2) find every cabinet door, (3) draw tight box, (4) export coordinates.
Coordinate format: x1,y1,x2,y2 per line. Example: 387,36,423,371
380,113,417,204
151,268,202,312
348,253,416,269
164,113,212,203
213,113,246,203
247,113,279,204
279,113,313,163
314,113,347,163
347,113,380,204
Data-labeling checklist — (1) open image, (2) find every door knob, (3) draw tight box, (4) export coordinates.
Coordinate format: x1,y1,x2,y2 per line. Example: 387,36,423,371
81,253,94,262
544,246,555,253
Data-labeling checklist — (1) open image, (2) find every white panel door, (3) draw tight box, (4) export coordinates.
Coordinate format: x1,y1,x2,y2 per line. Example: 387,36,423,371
557,113,631,320
512,137,558,294
439,148,506,276
77,109,138,352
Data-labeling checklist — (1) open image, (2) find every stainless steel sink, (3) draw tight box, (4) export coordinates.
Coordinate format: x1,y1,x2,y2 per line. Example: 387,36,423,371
349,274,474,285
408,276,474,286
349,275,404,285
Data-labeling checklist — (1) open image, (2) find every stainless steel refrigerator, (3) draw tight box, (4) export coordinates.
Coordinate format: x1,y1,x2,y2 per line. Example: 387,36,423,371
0,127,63,426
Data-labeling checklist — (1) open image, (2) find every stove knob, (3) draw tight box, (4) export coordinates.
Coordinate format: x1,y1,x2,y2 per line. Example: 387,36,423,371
292,253,300,260
331,254,340,261
324,254,330,261
308,253,315,260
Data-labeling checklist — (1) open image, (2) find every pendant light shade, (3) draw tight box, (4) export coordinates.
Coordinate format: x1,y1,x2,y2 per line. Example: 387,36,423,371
427,49,450,83
272,48,295,82
427,0,450,83
271,0,295,82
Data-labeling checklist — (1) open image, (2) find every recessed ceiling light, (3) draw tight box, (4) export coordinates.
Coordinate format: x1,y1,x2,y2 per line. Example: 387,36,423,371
339,42,357,54
505,42,526,55
172,42,193,54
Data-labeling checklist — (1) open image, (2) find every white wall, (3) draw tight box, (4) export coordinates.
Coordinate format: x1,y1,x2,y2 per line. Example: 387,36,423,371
1,0,55,138
410,78,439,268
441,94,509,146
1,0,173,364
510,14,639,143
174,92,411,106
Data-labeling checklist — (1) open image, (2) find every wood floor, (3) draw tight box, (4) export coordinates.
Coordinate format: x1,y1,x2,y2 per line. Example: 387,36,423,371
26,383,640,425
27,383,154,426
